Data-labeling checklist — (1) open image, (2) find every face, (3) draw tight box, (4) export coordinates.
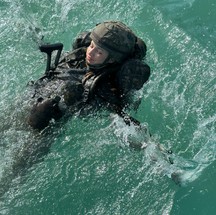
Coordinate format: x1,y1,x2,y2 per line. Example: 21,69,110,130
86,41,109,65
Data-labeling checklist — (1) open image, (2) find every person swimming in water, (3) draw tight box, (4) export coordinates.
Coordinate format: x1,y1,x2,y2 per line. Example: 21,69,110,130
28,20,150,130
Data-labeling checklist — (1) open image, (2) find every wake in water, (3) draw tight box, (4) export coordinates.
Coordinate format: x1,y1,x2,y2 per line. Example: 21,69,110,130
109,113,204,187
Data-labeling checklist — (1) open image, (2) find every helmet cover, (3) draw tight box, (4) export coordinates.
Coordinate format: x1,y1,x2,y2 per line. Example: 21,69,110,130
90,21,137,62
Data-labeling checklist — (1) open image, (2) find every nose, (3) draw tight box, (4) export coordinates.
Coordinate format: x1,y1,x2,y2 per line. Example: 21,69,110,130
88,47,96,57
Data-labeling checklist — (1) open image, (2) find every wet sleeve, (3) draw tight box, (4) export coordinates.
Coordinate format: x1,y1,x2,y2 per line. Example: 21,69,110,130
116,59,150,95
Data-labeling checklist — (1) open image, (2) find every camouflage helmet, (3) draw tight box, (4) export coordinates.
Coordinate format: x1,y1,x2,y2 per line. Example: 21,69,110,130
90,21,137,63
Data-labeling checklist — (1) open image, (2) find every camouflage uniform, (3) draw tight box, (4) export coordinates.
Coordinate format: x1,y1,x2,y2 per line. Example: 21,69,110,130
28,21,150,130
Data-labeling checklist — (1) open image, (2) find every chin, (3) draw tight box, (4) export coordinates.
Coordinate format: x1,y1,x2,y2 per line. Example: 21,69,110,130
87,60,96,66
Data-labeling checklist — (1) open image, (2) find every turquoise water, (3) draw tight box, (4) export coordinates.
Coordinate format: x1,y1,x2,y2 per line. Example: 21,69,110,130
0,0,215,214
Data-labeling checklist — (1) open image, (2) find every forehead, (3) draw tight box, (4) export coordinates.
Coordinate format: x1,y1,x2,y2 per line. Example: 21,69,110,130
91,41,108,53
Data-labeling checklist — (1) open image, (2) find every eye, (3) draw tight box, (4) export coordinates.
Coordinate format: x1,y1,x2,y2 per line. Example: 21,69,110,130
96,48,105,55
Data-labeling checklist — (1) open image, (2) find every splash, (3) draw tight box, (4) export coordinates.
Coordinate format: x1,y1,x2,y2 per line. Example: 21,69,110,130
109,113,205,186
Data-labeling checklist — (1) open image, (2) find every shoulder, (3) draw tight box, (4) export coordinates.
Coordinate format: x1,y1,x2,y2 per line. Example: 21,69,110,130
117,59,150,92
